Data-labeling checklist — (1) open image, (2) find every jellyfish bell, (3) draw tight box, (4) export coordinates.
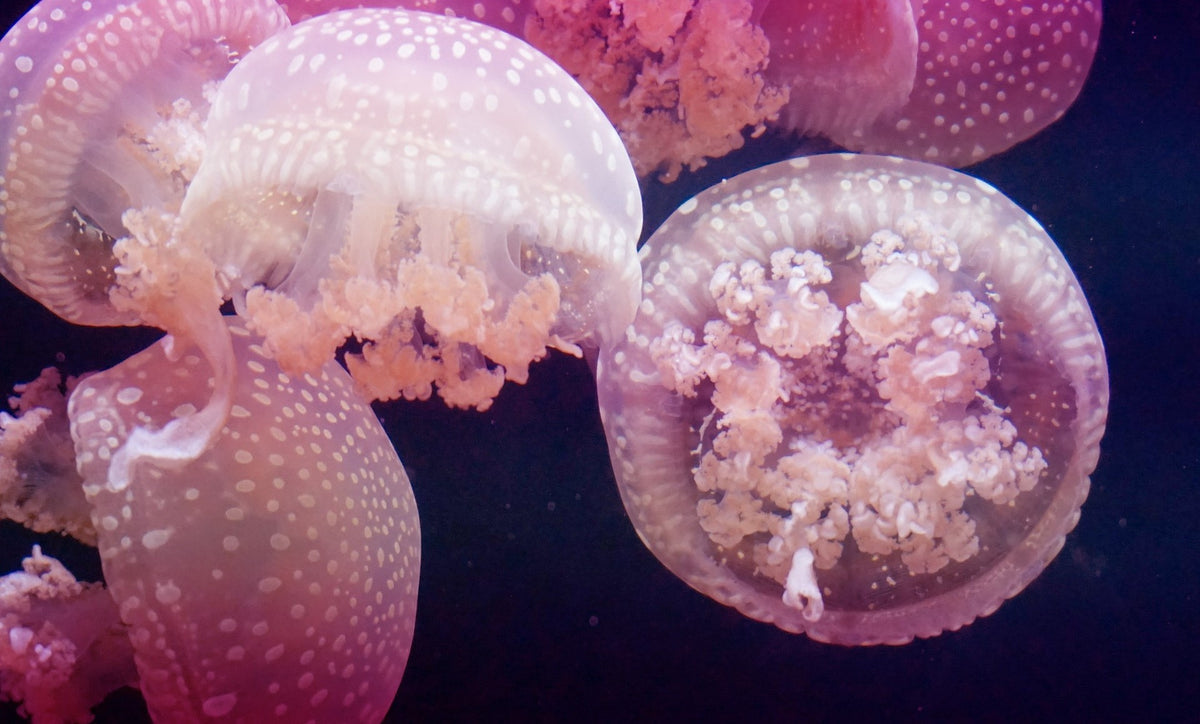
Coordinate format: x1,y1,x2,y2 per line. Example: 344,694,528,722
0,0,290,326
0,319,420,722
283,0,532,36
172,7,642,411
0,0,293,486
825,0,1104,166
596,153,1108,644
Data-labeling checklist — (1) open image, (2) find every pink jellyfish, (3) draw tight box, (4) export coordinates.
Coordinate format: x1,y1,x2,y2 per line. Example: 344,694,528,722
596,153,1108,644
0,0,293,495
795,0,1105,166
171,7,642,410
0,320,419,722
0,0,288,325
333,1,1101,178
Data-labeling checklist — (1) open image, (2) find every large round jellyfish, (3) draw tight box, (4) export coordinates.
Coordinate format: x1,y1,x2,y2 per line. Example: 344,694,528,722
0,320,419,722
596,153,1108,644
168,7,642,410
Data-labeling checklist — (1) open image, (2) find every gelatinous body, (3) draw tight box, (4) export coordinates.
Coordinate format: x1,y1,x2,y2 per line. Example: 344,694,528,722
340,1,1101,177
0,0,289,325
0,320,420,721
177,7,641,409
829,0,1103,166
596,153,1108,644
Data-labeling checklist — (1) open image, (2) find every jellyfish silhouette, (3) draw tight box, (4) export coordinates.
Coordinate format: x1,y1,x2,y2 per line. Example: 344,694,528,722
596,153,1108,644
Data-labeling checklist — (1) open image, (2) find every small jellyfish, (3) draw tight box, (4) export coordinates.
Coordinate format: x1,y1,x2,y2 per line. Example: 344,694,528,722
170,7,642,411
596,153,1108,644
0,319,420,722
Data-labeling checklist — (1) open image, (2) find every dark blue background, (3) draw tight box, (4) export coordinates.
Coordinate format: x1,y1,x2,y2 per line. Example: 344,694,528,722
1,1,1196,722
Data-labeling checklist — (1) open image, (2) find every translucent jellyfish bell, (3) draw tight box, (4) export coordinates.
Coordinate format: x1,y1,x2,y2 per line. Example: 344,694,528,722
0,0,289,325
0,320,419,722
0,0,292,497
176,7,642,410
596,153,1108,644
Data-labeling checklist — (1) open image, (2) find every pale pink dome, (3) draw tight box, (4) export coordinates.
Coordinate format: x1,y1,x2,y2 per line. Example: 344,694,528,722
175,7,642,410
0,320,420,721
817,0,1104,166
596,153,1108,644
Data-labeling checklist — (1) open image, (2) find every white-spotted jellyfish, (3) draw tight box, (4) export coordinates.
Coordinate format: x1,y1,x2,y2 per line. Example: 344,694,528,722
0,319,419,721
596,153,1108,644
174,7,642,410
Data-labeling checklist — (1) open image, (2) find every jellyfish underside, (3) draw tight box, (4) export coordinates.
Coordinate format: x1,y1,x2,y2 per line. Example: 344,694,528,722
666,240,1075,616
192,179,604,410
0,0,290,327
598,154,1107,643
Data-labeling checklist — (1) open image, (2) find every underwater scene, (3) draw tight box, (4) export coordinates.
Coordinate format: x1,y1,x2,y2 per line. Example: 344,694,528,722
0,1,1195,722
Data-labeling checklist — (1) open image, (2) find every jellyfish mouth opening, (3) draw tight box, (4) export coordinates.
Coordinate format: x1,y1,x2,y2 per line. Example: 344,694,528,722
650,214,1075,619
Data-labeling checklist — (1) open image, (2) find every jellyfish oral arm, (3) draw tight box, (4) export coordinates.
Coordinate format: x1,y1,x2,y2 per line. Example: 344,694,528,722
107,212,237,493
781,546,824,622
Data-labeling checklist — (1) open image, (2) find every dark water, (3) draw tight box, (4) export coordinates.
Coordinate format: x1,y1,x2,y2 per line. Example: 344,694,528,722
0,1,1196,722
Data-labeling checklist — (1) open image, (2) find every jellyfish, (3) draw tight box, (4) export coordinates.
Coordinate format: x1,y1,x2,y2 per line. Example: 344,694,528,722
595,153,1108,644
0,0,289,325
162,6,642,412
815,0,1104,166
0,319,420,722
0,0,293,496
289,0,787,180
326,1,1100,178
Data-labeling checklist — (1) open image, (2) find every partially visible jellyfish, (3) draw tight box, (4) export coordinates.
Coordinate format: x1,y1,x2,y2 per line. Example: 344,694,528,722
0,0,293,493
161,7,642,410
326,0,786,180
822,0,1104,166
0,319,419,722
341,1,1100,178
596,153,1108,644
0,0,289,325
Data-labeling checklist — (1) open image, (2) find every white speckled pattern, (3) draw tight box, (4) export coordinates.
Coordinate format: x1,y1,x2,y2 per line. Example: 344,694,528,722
69,319,419,722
